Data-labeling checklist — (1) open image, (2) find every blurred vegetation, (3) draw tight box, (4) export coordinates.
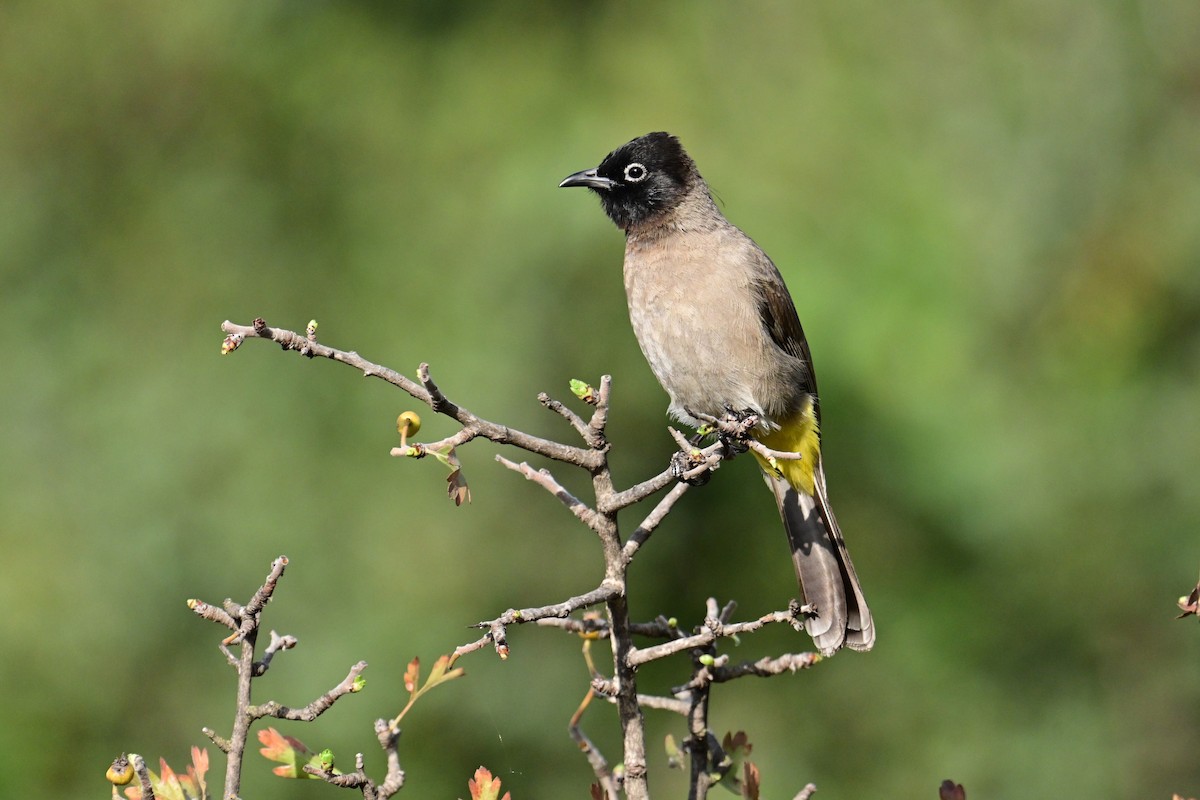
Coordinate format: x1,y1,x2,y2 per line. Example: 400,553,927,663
2,1,1199,798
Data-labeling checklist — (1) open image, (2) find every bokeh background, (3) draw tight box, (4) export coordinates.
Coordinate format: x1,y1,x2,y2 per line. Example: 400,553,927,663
3,2,1199,798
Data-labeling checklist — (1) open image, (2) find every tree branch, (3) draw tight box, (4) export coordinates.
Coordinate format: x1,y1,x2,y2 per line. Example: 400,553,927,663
222,320,600,469
251,661,368,721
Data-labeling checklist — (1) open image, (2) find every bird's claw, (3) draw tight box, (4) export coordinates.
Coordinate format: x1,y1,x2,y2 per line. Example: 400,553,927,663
670,450,711,486
714,407,757,455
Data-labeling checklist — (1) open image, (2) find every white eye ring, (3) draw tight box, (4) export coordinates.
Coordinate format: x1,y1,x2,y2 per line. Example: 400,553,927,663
623,163,648,182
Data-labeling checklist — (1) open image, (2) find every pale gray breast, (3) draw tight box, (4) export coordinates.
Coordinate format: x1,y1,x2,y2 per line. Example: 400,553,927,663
623,226,806,428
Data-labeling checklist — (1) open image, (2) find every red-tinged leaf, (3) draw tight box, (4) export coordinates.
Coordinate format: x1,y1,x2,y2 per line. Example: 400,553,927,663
125,753,210,800
157,758,186,800
426,654,466,688
467,766,511,800
258,727,323,779
405,657,421,694
186,747,208,798
590,782,605,800
741,762,760,800
258,727,309,761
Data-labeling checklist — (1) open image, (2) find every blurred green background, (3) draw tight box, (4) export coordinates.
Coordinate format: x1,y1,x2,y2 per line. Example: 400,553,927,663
3,1,1199,798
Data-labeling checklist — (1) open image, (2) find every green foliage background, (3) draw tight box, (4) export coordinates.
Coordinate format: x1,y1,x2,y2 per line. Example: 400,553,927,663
2,2,1199,798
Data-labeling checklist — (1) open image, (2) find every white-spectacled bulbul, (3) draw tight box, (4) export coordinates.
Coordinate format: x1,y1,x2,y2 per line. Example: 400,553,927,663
560,132,873,655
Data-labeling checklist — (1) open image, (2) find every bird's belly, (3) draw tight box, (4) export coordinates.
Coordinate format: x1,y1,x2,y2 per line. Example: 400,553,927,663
623,230,811,428
625,280,763,425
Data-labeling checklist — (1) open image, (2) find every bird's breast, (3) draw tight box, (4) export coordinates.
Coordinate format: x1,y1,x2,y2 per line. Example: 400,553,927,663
623,230,786,425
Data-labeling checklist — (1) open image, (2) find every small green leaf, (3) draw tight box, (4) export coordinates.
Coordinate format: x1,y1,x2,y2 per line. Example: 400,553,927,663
569,379,598,404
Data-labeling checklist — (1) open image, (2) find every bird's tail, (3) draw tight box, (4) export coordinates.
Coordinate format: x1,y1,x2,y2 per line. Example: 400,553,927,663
762,463,874,655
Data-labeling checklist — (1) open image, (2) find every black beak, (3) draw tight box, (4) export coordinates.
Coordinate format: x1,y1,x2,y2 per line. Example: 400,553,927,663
559,168,617,190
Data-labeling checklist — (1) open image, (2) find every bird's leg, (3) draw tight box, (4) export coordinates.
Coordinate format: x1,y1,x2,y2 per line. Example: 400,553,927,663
714,406,758,457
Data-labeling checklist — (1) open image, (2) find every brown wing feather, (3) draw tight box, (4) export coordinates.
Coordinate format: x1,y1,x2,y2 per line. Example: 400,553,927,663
752,253,820,423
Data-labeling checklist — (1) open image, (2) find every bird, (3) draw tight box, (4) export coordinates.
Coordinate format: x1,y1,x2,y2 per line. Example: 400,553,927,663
560,132,873,655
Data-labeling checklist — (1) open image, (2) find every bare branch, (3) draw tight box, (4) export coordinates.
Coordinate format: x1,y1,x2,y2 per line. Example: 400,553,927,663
535,616,611,636
244,555,289,619
372,716,407,797
634,693,691,715
711,651,821,681
202,727,231,754
586,375,613,450
568,688,620,800
589,677,690,715
128,753,156,800
463,583,621,658
251,661,368,721
303,721,407,800
472,584,622,628
221,320,600,469
599,464,679,513
539,390,591,441
251,630,298,676
626,605,807,668
416,362,448,413
187,598,238,631
494,455,602,532
390,426,477,458
452,631,503,661
622,481,691,562
746,439,804,463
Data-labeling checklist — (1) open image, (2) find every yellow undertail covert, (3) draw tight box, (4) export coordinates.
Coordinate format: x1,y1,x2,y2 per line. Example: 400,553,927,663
753,398,820,496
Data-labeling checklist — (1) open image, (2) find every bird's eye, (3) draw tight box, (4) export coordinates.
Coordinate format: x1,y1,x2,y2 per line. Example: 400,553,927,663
623,163,648,182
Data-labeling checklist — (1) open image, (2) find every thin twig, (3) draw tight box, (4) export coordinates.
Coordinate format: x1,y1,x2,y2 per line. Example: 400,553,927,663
462,583,622,658
128,754,155,800
251,630,298,676
494,455,604,532
627,605,806,667
711,652,821,681
251,661,368,720
539,391,591,441
622,481,691,562
222,320,600,470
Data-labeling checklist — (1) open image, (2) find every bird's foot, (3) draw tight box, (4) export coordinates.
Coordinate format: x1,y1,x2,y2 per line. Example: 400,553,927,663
670,450,712,486
715,406,758,456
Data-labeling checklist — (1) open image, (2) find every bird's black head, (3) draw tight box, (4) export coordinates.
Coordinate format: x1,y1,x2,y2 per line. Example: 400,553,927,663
559,132,699,231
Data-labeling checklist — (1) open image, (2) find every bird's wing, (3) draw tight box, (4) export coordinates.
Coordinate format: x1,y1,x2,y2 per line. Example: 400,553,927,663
750,249,820,420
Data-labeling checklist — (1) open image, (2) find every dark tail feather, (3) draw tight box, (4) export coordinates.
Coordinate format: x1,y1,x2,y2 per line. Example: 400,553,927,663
763,463,874,655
